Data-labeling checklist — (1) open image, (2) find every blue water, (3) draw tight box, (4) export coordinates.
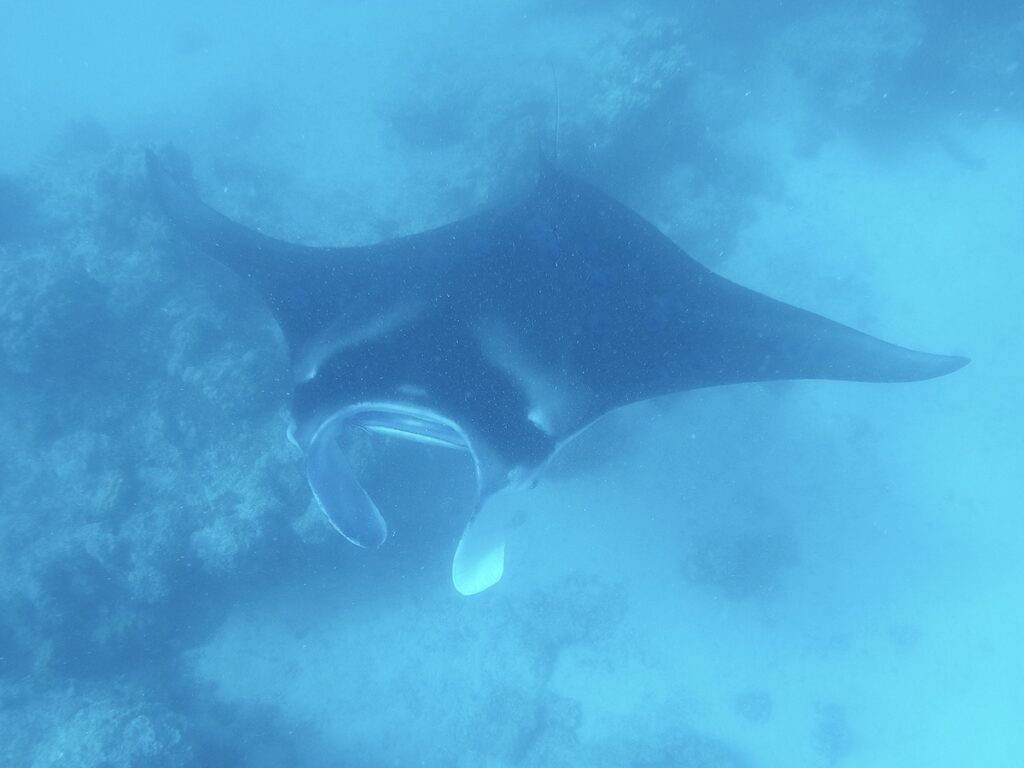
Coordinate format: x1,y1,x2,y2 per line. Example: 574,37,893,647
2,2,1021,765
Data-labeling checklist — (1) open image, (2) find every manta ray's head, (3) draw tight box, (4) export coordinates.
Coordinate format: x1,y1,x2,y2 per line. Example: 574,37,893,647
291,401,510,594
292,402,477,548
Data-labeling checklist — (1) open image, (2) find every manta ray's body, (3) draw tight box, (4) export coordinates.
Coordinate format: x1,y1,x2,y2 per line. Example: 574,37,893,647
147,151,967,594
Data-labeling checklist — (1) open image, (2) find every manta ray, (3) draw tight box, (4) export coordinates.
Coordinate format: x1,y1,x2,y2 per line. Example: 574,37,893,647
146,150,967,594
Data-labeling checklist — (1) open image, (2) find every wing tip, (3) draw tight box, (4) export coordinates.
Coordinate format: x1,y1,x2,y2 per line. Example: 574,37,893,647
900,350,970,382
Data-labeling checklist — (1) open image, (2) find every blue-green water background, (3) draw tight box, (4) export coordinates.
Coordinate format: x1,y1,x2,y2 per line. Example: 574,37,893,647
1,2,1021,765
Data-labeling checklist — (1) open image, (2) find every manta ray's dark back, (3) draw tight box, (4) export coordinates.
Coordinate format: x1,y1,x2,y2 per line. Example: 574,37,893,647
146,147,968,594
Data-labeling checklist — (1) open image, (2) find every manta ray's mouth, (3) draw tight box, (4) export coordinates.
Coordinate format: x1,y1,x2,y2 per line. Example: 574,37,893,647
302,402,480,549
339,404,471,451
300,401,507,595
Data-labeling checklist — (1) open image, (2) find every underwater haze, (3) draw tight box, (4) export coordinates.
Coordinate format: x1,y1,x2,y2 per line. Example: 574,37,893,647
1,1,1022,766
